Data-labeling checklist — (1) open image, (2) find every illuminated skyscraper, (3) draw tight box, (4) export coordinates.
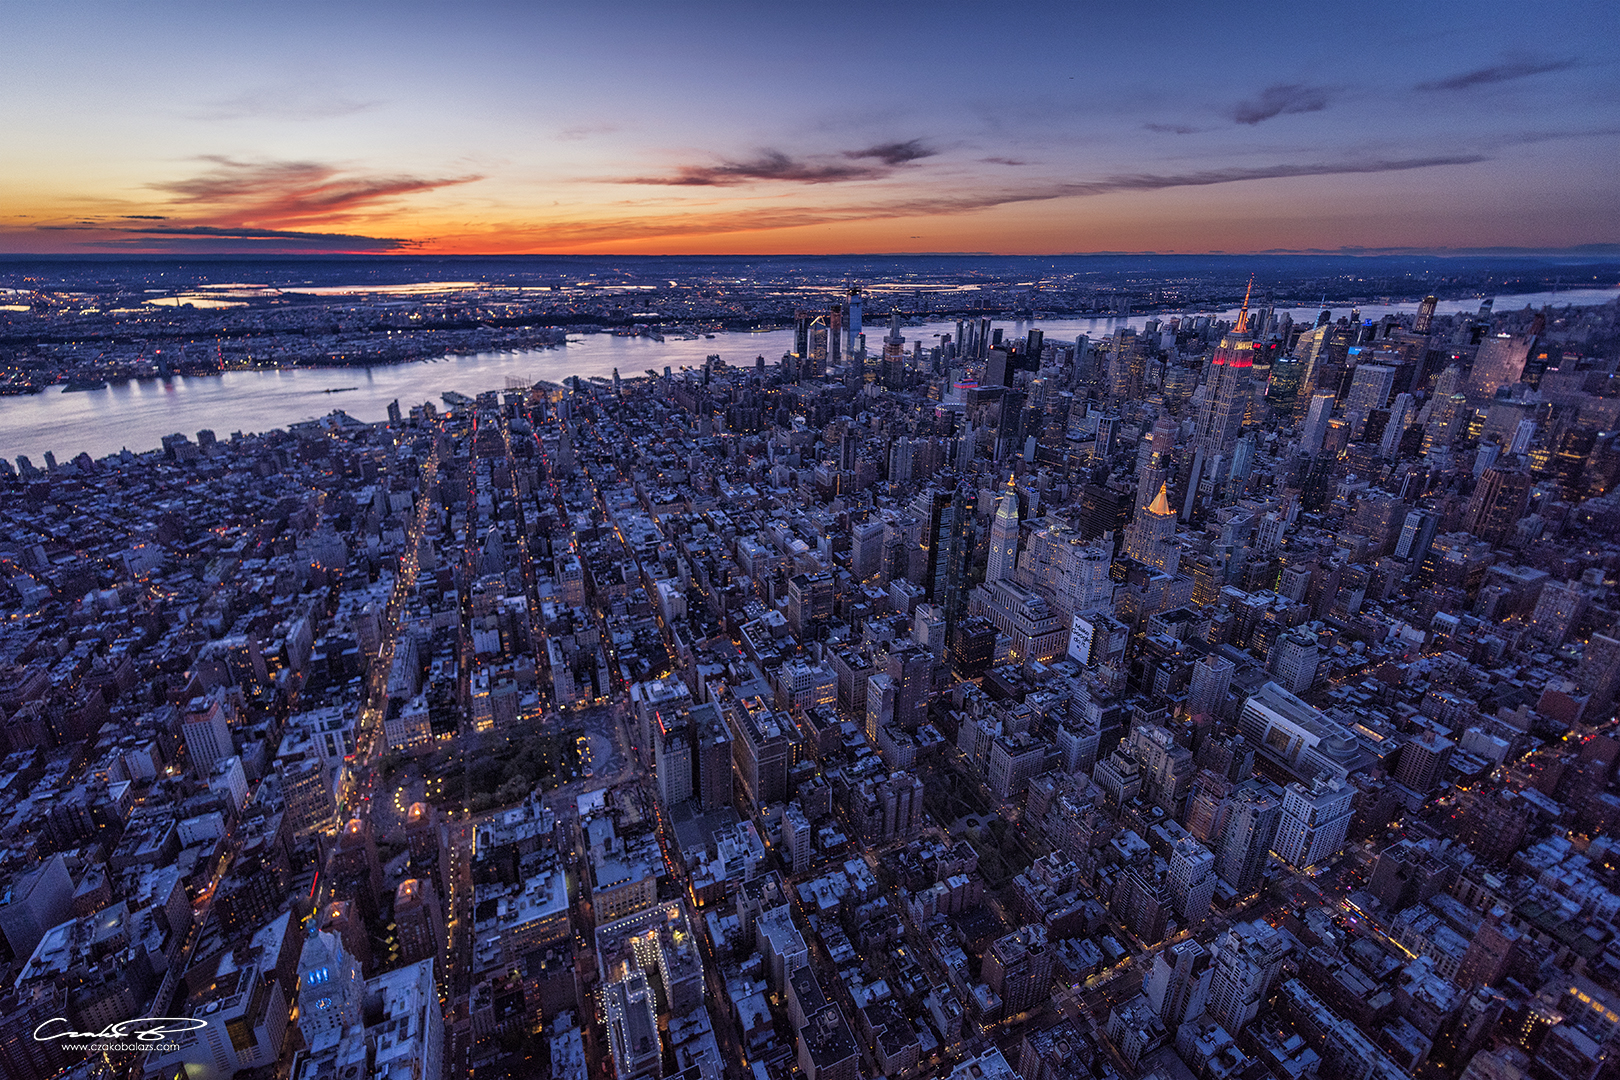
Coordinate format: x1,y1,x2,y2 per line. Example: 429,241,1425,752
1469,334,1532,399
1415,294,1438,334
1344,363,1396,416
882,311,906,388
1123,482,1179,574
1194,287,1256,456
794,309,812,359
845,286,862,355
826,301,842,366
987,476,1020,584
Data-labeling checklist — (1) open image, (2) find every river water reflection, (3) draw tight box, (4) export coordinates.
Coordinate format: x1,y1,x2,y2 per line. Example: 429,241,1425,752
2,286,1612,463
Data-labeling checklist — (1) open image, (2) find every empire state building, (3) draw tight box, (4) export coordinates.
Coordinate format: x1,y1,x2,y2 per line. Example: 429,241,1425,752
1194,285,1257,456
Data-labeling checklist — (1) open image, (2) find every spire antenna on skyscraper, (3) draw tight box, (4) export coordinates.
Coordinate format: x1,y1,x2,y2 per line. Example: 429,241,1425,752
1235,276,1254,335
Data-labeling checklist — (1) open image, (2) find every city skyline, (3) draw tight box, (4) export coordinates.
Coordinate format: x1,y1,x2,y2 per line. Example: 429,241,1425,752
3,0,1618,255
5,249,1620,1080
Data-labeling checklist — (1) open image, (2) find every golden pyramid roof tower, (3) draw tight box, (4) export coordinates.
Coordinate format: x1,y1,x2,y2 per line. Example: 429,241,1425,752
1148,482,1172,517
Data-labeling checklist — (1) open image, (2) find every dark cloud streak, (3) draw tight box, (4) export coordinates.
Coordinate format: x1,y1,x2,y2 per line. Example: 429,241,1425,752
844,140,935,165
119,225,411,250
624,142,934,186
32,222,412,252
1416,57,1577,91
1056,155,1484,198
1231,84,1331,125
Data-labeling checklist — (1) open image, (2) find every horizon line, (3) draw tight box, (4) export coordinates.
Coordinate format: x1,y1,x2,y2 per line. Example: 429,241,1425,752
2,245,1619,260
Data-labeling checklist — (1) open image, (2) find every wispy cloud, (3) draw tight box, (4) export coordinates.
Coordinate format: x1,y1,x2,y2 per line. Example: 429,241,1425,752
1416,57,1577,92
1145,123,1204,135
100,224,410,251
28,222,412,252
559,122,622,141
190,89,379,122
1230,84,1332,125
980,156,1030,166
1055,155,1483,198
150,157,481,227
543,154,1488,244
622,142,935,186
844,140,935,166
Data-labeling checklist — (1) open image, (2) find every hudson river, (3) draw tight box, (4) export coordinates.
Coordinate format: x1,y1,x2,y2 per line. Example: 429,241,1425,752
2,287,1613,463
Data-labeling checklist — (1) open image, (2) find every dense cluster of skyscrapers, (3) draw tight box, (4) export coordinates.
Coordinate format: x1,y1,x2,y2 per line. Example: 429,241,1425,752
1,273,1619,1080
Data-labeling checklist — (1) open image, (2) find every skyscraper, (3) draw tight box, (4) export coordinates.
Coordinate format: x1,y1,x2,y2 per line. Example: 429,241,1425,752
1415,295,1438,334
924,478,977,641
845,287,862,355
655,711,694,808
696,708,733,810
1530,580,1587,644
1344,362,1396,416
1026,328,1044,361
1300,392,1335,451
1395,509,1439,562
182,690,236,776
1189,655,1234,721
1194,289,1256,456
1395,730,1455,795
1575,633,1620,711
1216,783,1280,893
1469,334,1532,399
987,476,1020,583
794,309,812,360
394,877,445,969
886,642,933,731
1267,629,1319,696
882,311,906,388
852,518,886,582
1123,482,1179,574
1145,938,1211,1030
1510,417,1536,455
826,300,842,366
987,348,1013,387
983,926,1054,1017
1381,392,1414,458
1168,836,1217,923
1465,466,1531,545
1273,777,1354,869
1205,920,1286,1032
1456,906,1522,989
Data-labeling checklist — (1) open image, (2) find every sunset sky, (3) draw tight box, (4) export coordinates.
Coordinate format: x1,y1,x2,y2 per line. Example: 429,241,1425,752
3,0,1617,255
